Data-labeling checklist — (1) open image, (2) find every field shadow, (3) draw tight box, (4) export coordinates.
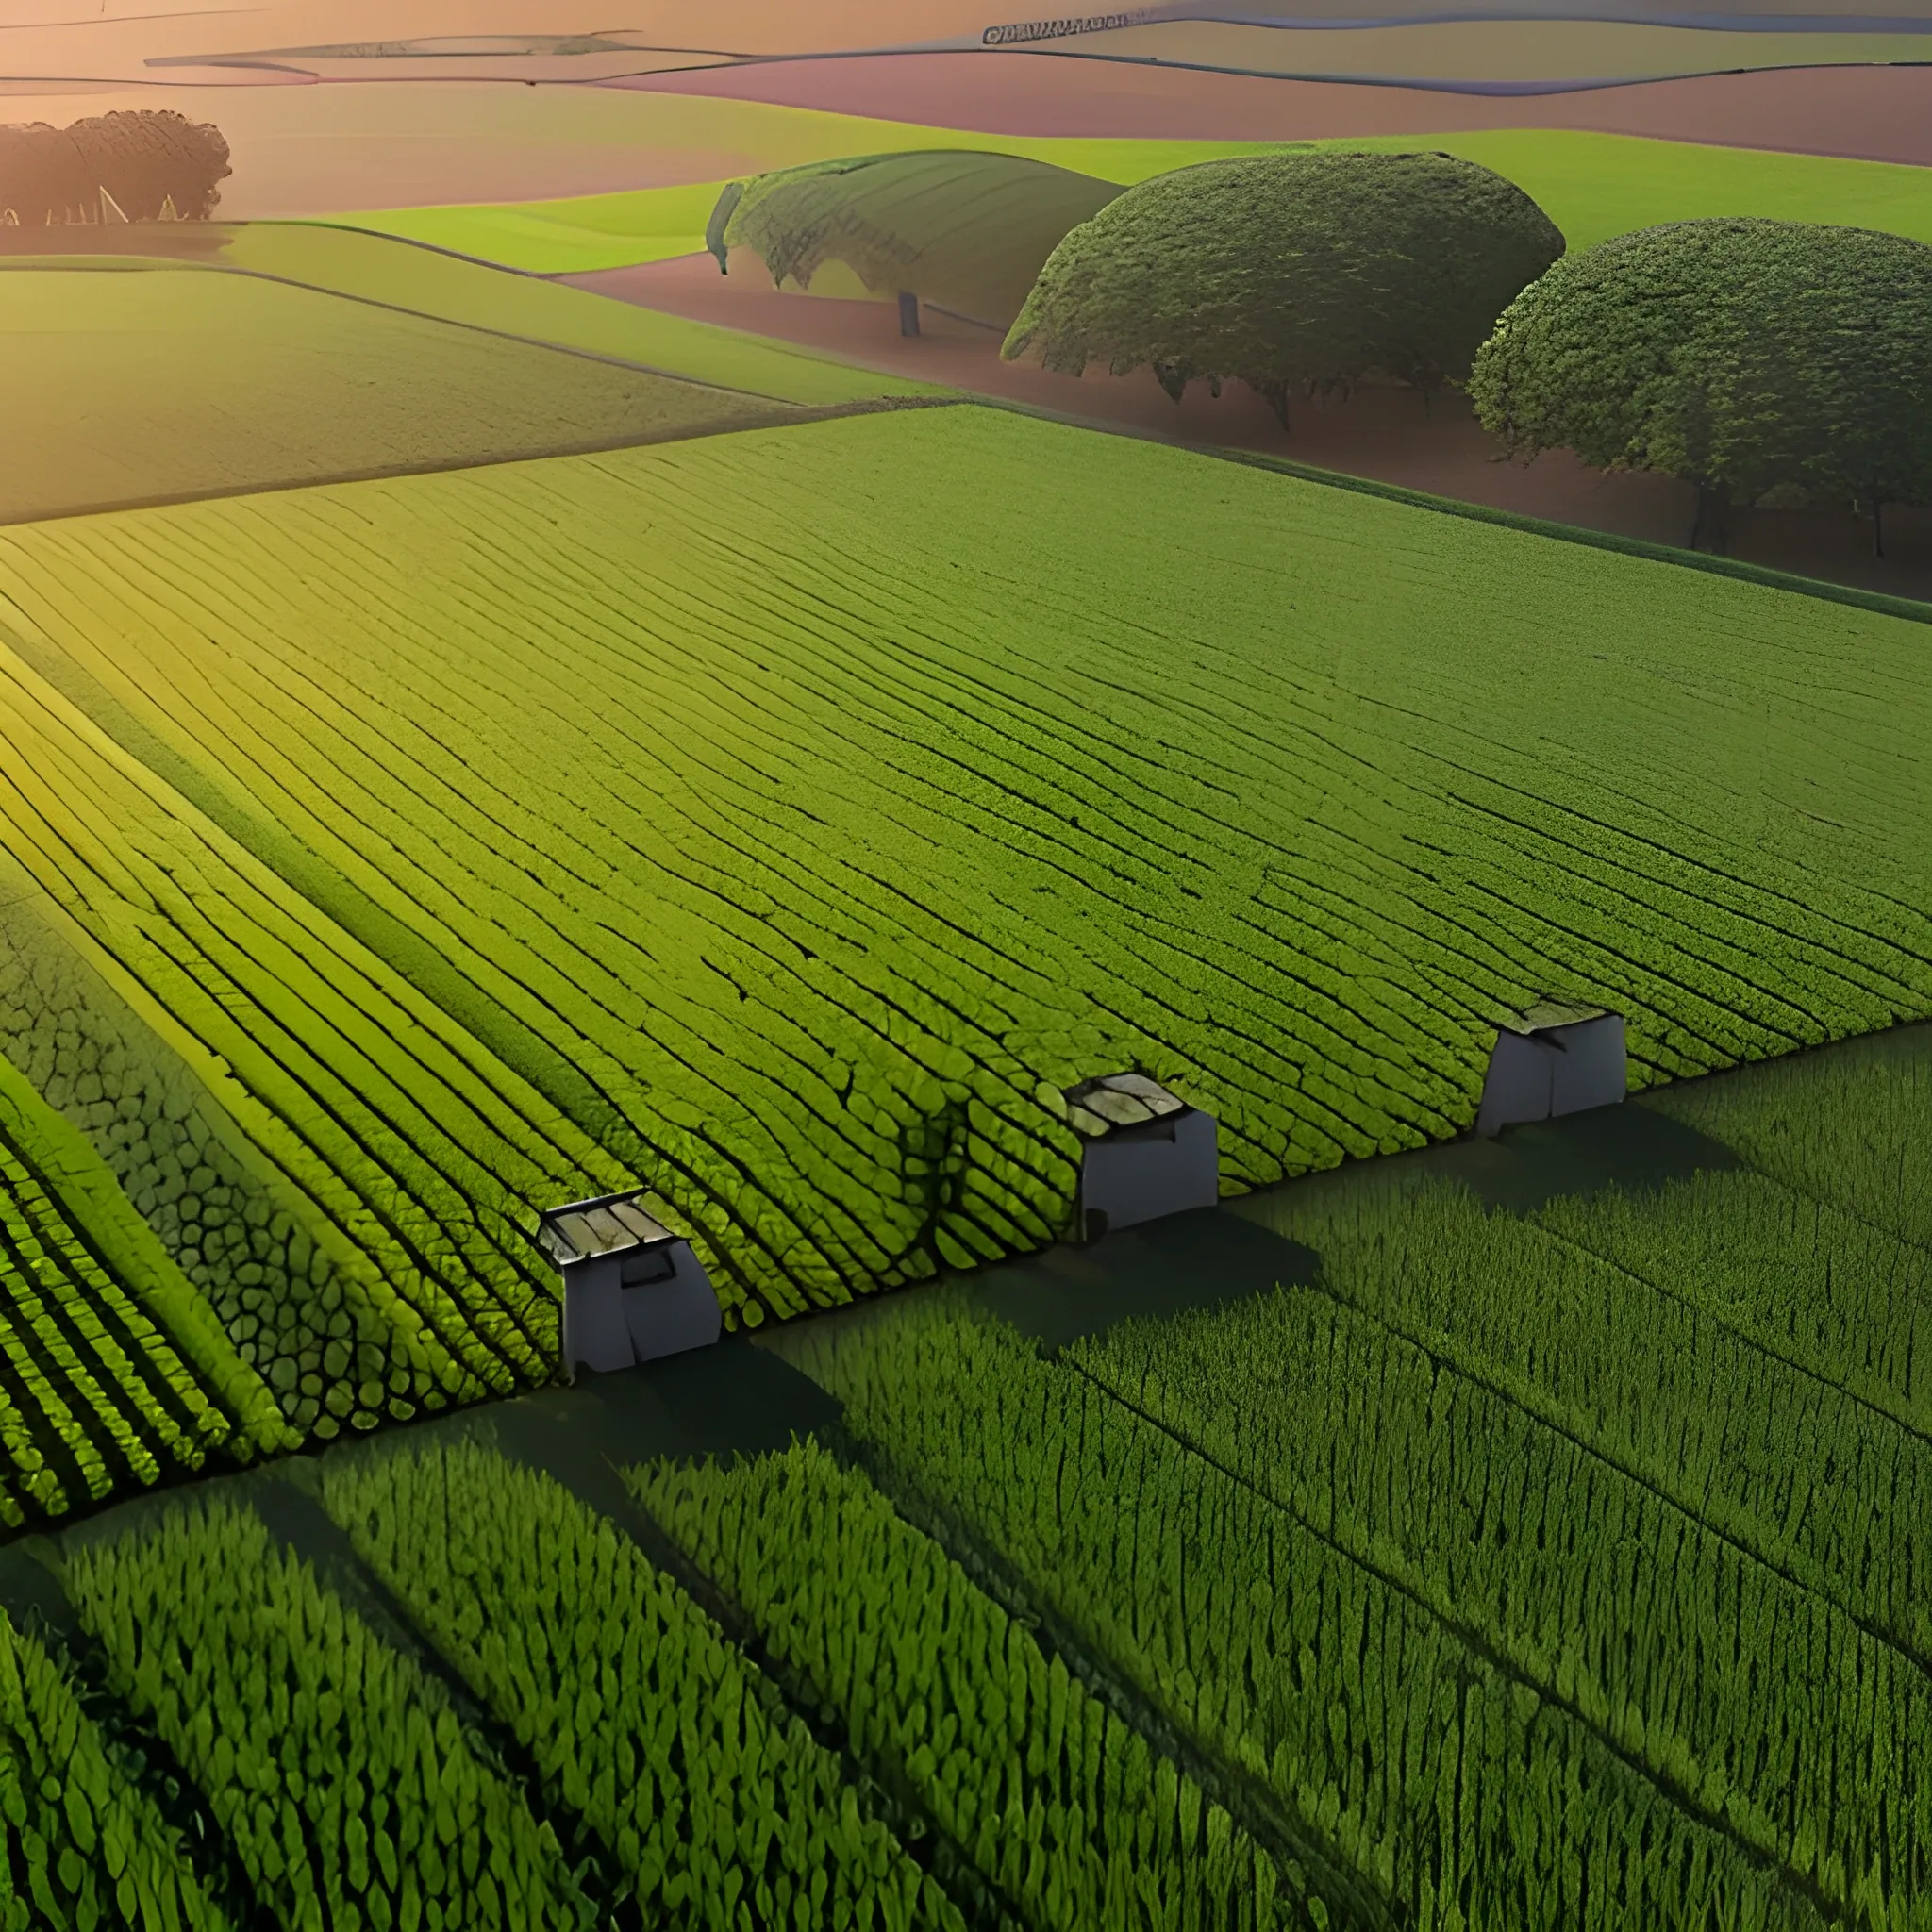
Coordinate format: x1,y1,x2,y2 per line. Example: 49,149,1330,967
965,1206,1320,1352
494,1336,841,1474
1427,1099,1742,1214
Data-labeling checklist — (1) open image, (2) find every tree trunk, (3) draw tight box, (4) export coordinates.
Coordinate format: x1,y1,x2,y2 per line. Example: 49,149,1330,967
897,291,920,338
1689,483,1730,555
1872,495,1886,559
1249,377,1290,435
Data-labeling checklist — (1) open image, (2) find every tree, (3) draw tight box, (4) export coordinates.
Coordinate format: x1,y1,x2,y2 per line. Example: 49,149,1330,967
68,110,232,221
0,110,229,225
1469,217,1932,556
709,150,1120,330
1000,149,1564,429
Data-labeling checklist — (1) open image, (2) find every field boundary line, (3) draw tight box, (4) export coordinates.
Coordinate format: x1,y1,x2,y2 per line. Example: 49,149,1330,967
0,242,953,406
0,395,966,531
1057,1346,1852,1925
257,219,957,398
825,1417,1405,1932
970,396,1932,626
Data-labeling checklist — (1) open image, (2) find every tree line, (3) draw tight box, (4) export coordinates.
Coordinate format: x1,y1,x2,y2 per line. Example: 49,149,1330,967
1004,151,1930,558
0,109,231,225
720,148,1931,558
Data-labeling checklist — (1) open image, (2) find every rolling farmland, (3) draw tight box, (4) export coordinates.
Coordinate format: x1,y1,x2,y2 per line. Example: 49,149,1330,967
219,223,941,404
0,401,1924,1522
0,261,823,523
0,1027,1922,1929
329,125,1932,272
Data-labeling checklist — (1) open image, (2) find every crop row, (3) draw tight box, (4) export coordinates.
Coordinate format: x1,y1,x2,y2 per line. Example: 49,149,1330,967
320,1439,958,1930
1074,1205,1928,1923
0,1602,230,1929
61,1493,601,1930
1641,1028,1932,1252
629,1436,1295,1931
771,1296,1830,1930
0,407,1922,1352
1243,1163,1932,1673
0,643,635,1469
0,1031,289,1523
12,1419,1305,1932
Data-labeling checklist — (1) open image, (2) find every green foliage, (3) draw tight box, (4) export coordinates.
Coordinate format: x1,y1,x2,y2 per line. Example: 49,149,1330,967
773,1296,1833,1930
1084,1174,1931,1924
321,1439,958,1930
1004,150,1563,421
722,150,1120,326
631,1435,1292,1932
3,400,1930,1400
1639,1024,1932,1246
63,1494,595,1932
0,1022,293,1524
1470,218,1932,511
0,639,646,1475
0,1605,232,1930
0,877,452,1452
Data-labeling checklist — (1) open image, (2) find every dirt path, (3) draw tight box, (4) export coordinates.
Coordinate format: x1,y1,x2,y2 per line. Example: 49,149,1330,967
573,254,1932,608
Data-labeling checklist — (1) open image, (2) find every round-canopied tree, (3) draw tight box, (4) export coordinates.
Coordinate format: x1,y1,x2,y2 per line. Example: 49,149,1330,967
1000,149,1564,428
709,150,1121,330
1469,217,1932,554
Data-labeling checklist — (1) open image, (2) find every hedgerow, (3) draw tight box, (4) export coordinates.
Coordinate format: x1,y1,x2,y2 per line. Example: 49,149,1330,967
1005,150,1562,421
718,149,1119,325
1471,218,1932,546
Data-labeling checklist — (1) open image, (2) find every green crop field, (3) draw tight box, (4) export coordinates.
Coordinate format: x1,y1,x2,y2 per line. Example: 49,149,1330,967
771,1024,1932,1929
220,223,942,405
0,260,823,523
321,125,1932,274
0,399,1925,1525
1,1024,1921,1928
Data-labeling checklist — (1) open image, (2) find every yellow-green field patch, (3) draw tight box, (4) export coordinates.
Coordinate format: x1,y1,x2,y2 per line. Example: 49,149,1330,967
0,261,815,521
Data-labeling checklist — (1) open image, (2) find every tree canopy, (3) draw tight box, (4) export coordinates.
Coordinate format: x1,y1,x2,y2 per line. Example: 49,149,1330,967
0,109,228,224
1000,149,1564,427
710,150,1120,328
1469,217,1932,547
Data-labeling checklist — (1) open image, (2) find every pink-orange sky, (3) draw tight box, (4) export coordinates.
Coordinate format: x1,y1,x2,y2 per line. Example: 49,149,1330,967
0,3,1000,84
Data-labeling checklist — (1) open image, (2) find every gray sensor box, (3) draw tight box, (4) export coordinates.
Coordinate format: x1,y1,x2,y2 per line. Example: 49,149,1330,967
1064,1073,1219,1242
1476,1003,1626,1139
537,1191,722,1379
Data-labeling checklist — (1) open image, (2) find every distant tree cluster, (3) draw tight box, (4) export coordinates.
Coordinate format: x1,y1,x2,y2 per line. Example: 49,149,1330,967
0,110,231,225
1002,151,1564,427
1471,218,1932,554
